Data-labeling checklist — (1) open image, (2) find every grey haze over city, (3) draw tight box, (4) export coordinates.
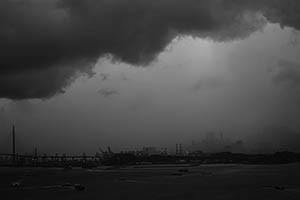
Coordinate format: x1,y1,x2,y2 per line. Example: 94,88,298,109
1,0,300,154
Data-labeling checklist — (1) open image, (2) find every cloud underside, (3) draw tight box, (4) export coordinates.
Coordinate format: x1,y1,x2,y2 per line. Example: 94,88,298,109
1,0,300,99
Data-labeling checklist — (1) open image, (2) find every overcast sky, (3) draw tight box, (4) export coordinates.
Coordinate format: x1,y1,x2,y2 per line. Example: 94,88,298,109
1,0,300,154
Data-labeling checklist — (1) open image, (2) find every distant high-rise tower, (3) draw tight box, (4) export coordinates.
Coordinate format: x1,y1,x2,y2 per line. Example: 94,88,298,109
220,132,224,142
34,147,38,158
179,144,183,155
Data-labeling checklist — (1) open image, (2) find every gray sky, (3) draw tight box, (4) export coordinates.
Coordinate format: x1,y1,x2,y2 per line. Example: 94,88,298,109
1,0,300,154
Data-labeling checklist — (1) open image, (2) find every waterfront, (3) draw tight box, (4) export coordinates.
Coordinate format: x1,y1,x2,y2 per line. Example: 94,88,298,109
2,164,300,200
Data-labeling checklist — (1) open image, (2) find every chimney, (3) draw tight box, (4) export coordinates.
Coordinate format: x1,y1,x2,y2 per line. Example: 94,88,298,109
12,125,16,163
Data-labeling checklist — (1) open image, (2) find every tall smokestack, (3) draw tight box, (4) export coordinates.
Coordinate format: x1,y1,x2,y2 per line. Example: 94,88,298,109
12,125,16,163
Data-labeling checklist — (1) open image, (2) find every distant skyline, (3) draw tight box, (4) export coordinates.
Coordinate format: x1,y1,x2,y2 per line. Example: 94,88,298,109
1,0,300,154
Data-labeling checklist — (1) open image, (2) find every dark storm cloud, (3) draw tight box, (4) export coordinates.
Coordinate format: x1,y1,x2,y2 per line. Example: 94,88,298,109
1,0,300,99
0,60,95,99
271,60,300,87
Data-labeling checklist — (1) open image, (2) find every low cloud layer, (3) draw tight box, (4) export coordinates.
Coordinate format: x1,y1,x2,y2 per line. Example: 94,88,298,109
1,0,300,99
98,88,119,98
271,60,300,87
